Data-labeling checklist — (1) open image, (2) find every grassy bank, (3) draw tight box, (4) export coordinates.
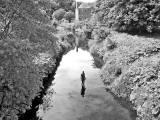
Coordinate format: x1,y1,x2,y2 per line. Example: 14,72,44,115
0,0,77,119
89,30,160,120
18,47,65,120
0,21,75,120
0,38,74,120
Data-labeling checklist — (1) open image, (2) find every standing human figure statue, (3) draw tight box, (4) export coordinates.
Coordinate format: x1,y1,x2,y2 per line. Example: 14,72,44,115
81,71,86,85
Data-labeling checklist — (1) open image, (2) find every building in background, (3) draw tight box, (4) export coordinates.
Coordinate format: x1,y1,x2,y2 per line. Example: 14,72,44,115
78,2,95,21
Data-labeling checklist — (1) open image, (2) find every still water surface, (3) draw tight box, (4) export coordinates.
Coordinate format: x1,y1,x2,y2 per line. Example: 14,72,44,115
37,48,135,120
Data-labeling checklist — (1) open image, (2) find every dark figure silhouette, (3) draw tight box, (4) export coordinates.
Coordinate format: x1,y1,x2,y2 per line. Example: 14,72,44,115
81,84,86,97
80,71,86,97
81,71,86,85
76,46,78,52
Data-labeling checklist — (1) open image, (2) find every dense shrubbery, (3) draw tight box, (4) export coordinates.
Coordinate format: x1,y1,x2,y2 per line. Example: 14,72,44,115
84,0,160,119
59,32,75,49
0,38,45,120
0,0,69,119
94,0,160,33
92,27,110,43
53,9,66,21
56,22,76,51
64,11,75,23
50,0,75,22
89,30,160,120
53,0,75,12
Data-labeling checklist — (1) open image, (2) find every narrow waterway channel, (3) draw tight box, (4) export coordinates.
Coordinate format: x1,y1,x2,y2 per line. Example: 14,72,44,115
36,48,136,120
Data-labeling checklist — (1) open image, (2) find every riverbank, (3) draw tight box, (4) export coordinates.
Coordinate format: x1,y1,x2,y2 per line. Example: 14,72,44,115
88,30,160,120
0,1,77,119
18,46,65,120
0,22,75,120
105,89,137,120
17,23,76,120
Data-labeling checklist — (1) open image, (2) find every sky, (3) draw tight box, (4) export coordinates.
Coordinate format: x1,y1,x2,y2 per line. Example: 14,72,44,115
76,0,96,3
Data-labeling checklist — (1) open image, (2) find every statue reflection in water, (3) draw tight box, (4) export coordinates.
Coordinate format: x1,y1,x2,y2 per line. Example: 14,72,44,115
76,46,78,52
80,71,86,97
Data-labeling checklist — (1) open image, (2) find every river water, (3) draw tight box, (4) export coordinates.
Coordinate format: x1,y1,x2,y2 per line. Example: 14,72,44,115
37,48,136,120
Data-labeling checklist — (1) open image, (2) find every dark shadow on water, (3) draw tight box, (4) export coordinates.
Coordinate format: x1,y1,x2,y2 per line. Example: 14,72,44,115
81,84,86,97
76,46,79,52
80,71,86,97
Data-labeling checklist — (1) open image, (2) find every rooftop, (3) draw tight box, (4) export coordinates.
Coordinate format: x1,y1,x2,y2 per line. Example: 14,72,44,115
78,2,95,8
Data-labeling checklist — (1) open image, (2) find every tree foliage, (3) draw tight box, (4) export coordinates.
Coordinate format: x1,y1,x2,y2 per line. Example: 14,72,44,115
94,0,160,33
89,30,160,120
53,8,66,21
36,0,59,20
0,0,60,119
53,0,75,12
92,27,110,43
64,11,74,23
50,0,75,21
